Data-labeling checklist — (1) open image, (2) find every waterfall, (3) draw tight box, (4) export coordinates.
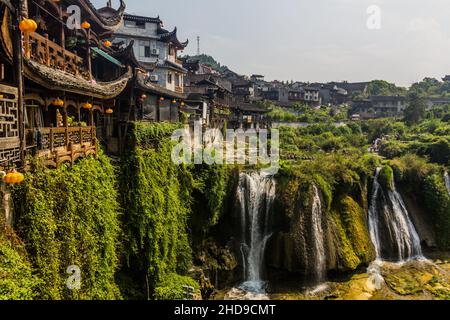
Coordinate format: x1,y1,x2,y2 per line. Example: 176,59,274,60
445,172,450,195
311,185,326,282
236,171,276,293
368,168,423,262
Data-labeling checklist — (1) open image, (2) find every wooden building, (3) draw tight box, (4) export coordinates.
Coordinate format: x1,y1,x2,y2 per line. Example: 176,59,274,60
0,0,132,168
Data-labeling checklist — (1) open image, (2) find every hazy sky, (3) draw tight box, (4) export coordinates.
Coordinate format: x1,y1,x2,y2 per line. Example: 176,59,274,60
93,0,450,87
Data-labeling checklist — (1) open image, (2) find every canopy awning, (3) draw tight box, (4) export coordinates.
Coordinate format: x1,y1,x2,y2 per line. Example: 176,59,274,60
91,47,125,68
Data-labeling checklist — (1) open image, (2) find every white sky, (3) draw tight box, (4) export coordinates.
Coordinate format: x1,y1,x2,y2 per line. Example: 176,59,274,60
93,0,450,87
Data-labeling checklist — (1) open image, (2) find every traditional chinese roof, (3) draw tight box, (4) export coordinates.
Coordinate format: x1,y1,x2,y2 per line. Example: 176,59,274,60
136,74,187,100
371,95,406,102
112,40,148,71
0,0,13,11
23,58,132,99
235,103,271,114
157,26,189,49
66,0,126,32
162,59,187,73
123,13,162,24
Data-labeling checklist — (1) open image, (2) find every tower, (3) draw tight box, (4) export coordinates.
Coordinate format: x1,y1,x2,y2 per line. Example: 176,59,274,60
197,36,200,56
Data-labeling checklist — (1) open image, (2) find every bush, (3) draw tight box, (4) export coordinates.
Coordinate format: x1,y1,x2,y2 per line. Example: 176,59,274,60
154,273,200,300
378,165,394,191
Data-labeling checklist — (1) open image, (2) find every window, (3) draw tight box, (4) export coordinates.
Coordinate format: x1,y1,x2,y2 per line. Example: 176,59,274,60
168,73,173,84
175,74,180,87
139,41,151,58
136,21,146,29
124,20,135,27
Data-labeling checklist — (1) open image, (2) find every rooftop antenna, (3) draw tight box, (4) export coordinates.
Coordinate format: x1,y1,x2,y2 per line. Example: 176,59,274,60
197,36,200,56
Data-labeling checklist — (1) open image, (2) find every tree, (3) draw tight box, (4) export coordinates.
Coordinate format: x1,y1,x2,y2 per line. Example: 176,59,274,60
404,92,426,125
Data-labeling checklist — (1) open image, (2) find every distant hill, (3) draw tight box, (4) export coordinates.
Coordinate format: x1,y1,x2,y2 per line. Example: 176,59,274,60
182,54,230,73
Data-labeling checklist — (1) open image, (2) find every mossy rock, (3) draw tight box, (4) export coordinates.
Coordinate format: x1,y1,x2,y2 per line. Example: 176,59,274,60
332,196,375,271
378,165,395,191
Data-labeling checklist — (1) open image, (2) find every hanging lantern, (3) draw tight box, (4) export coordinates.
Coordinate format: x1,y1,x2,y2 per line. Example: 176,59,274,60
172,99,177,104
103,40,112,47
83,102,93,110
181,101,185,106
105,108,113,114
159,97,165,101
81,21,91,29
52,97,64,107
4,169,25,185
141,94,147,99
19,18,37,33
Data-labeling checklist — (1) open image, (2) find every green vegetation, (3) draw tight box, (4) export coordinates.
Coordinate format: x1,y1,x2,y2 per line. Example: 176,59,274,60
12,153,121,300
332,196,375,270
410,77,450,98
119,122,194,297
350,80,407,100
404,92,427,125
119,122,232,299
0,219,39,300
154,273,200,300
390,154,450,249
268,103,349,123
378,165,394,191
182,54,229,73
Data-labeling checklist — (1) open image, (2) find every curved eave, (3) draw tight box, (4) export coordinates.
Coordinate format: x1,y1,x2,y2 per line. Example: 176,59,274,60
136,75,187,100
158,27,189,50
0,0,14,12
23,59,132,99
161,60,187,73
0,5,13,63
112,40,148,71
67,0,125,32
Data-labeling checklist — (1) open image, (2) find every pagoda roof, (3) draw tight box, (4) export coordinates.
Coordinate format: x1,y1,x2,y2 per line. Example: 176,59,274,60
157,26,189,49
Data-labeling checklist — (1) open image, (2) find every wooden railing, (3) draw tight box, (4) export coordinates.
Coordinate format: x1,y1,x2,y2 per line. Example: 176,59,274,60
175,86,183,93
24,32,86,78
26,126,96,152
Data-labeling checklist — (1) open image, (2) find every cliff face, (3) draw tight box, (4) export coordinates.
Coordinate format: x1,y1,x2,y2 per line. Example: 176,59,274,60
265,178,375,283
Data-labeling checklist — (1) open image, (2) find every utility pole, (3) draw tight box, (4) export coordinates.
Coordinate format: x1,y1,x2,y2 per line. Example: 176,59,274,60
197,36,200,56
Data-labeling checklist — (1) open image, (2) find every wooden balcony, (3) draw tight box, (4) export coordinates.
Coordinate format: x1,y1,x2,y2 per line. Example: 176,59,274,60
26,126,97,168
175,86,183,94
24,32,87,79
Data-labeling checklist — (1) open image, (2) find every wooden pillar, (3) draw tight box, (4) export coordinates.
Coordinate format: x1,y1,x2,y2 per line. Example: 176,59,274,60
24,32,30,58
13,0,26,163
157,98,161,122
90,110,94,127
59,5,66,72
45,34,50,66
86,29,92,80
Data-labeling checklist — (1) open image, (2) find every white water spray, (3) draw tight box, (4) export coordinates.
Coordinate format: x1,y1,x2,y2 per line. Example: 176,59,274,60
236,171,276,294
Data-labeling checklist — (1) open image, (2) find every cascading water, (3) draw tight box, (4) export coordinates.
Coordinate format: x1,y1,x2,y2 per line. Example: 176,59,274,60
445,172,450,195
368,168,423,262
310,185,326,283
235,171,276,295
